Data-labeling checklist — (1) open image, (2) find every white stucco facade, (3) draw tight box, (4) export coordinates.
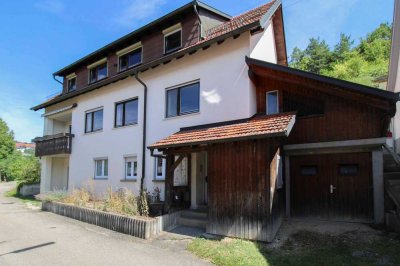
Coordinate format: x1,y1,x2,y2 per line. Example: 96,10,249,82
39,23,279,200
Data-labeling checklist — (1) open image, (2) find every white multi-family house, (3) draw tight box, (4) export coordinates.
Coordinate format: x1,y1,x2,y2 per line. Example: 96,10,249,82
33,0,398,241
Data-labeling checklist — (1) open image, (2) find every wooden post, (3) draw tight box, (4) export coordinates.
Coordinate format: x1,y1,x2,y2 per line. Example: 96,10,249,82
164,154,175,213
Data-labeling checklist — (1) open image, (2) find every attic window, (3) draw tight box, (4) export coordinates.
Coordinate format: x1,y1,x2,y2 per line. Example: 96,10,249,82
163,24,182,54
66,73,77,92
87,58,108,84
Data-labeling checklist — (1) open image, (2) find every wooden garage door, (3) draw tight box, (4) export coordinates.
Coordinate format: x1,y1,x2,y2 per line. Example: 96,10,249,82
291,153,373,221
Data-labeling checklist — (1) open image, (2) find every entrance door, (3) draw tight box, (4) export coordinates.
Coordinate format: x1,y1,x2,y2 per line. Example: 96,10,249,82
290,153,373,221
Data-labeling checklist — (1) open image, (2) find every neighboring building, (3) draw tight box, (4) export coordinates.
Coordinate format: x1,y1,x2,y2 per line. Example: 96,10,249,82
32,0,398,242
15,142,35,155
388,0,400,153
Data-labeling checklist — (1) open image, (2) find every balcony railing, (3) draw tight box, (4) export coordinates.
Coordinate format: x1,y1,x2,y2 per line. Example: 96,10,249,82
33,133,74,157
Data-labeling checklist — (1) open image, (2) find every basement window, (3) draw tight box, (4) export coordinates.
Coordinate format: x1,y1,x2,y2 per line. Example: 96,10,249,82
154,157,166,180
125,157,138,180
94,159,108,179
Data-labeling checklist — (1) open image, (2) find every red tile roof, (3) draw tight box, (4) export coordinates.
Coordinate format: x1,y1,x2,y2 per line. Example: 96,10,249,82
204,1,276,41
16,142,36,149
149,112,296,149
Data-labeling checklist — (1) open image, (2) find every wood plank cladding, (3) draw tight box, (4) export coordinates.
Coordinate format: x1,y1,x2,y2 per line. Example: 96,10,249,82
254,76,386,144
291,153,373,221
206,138,283,242
62,12,200,93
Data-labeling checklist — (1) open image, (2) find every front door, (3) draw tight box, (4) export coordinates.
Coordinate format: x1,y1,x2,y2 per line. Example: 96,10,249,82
291,153,373,221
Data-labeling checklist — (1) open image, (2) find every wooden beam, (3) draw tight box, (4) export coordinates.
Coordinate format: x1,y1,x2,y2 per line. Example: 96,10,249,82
167,155,185,174
252,67,391,111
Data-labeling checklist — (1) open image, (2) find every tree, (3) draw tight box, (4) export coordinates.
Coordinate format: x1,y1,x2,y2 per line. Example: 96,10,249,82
289,23,392,87
332,34,354,62
290,38,332,74
0,118,15,160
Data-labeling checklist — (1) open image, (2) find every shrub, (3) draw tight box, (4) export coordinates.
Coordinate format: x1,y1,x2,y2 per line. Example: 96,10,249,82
63,187,91,207
104,187,138,216
39,190,69,202
138,189,149,217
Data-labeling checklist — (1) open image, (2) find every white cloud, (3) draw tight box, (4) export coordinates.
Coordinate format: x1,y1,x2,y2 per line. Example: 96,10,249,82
35,0,65,16
115,0,167,27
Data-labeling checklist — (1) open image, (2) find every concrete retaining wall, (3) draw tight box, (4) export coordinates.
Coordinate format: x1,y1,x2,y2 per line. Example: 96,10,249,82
42,201,181,239
19,183,40,197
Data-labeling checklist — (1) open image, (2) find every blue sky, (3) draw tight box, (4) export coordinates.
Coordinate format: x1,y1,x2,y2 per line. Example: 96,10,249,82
0,0,394,142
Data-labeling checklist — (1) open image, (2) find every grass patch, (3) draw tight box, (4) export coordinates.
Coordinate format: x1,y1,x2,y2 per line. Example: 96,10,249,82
4,186,41,207
188,231,400,266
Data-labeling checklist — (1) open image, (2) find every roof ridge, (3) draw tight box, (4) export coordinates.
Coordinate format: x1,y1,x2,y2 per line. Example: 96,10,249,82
205,0,275,36
230,0,275,20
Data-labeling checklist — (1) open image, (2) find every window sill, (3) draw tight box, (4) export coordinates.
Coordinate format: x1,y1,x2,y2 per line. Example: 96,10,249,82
88,77,108,85
153,179,165,183
84,130,103,136
118,63,142,73
113,123,138,130
120,179,137,182
164,111,200,121
164,47,182,55
94,178,108,180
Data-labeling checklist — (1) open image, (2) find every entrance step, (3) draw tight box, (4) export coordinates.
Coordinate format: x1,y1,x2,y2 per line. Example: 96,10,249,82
177,209,208,229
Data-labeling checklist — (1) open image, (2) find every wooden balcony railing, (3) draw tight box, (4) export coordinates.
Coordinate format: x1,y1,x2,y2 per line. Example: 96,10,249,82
33,133,74,157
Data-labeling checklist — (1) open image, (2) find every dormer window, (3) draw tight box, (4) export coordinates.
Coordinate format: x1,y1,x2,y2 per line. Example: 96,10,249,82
88,58,108,84
66,73,76,92
117,42,142,72
163,24,182,54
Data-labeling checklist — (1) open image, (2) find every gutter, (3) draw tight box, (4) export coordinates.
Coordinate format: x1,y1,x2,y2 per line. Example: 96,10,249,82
134,71,148,194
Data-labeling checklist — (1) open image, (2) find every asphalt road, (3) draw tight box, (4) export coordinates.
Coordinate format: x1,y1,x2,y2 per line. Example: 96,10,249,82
0,182,210,266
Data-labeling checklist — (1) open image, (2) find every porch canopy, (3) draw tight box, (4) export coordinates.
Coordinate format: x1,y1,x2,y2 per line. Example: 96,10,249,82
148,112,296,151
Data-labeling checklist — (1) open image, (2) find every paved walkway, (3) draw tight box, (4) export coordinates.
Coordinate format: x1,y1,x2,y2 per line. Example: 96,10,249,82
0,182,210,266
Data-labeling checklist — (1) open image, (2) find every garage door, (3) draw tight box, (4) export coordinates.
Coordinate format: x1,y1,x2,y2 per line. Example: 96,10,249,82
290,153,373,221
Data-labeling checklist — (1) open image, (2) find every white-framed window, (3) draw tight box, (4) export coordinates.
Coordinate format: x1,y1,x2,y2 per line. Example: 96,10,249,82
154,157,166,180
87,58,108,84
266,90,279,115
163,24,182,54
94,158,108,179
66,73,77,92
125,157,138,180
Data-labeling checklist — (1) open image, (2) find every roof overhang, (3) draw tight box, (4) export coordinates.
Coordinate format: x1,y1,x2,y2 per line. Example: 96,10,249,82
32,21,261,111
53,1,231,77
149,112,296,150
246,56,400,105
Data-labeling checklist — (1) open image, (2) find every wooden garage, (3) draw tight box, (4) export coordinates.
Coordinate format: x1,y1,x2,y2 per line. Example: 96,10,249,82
290,153,373,221
246,56,398,225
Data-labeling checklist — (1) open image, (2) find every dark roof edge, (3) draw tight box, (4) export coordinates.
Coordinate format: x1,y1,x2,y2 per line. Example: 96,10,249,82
53,1,231,76
32,21,263,111
246,56,400,103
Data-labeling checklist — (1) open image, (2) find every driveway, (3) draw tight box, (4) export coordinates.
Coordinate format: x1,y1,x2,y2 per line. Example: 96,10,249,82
0,182,210,266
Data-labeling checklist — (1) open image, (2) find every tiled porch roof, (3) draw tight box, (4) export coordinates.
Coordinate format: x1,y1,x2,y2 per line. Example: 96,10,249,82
149,112,296,150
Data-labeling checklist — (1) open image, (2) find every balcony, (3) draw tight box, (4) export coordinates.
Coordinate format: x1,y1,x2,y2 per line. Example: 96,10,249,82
33,133,74,157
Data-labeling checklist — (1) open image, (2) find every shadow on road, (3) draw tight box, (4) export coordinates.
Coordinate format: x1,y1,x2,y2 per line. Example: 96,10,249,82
0,242,55,256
